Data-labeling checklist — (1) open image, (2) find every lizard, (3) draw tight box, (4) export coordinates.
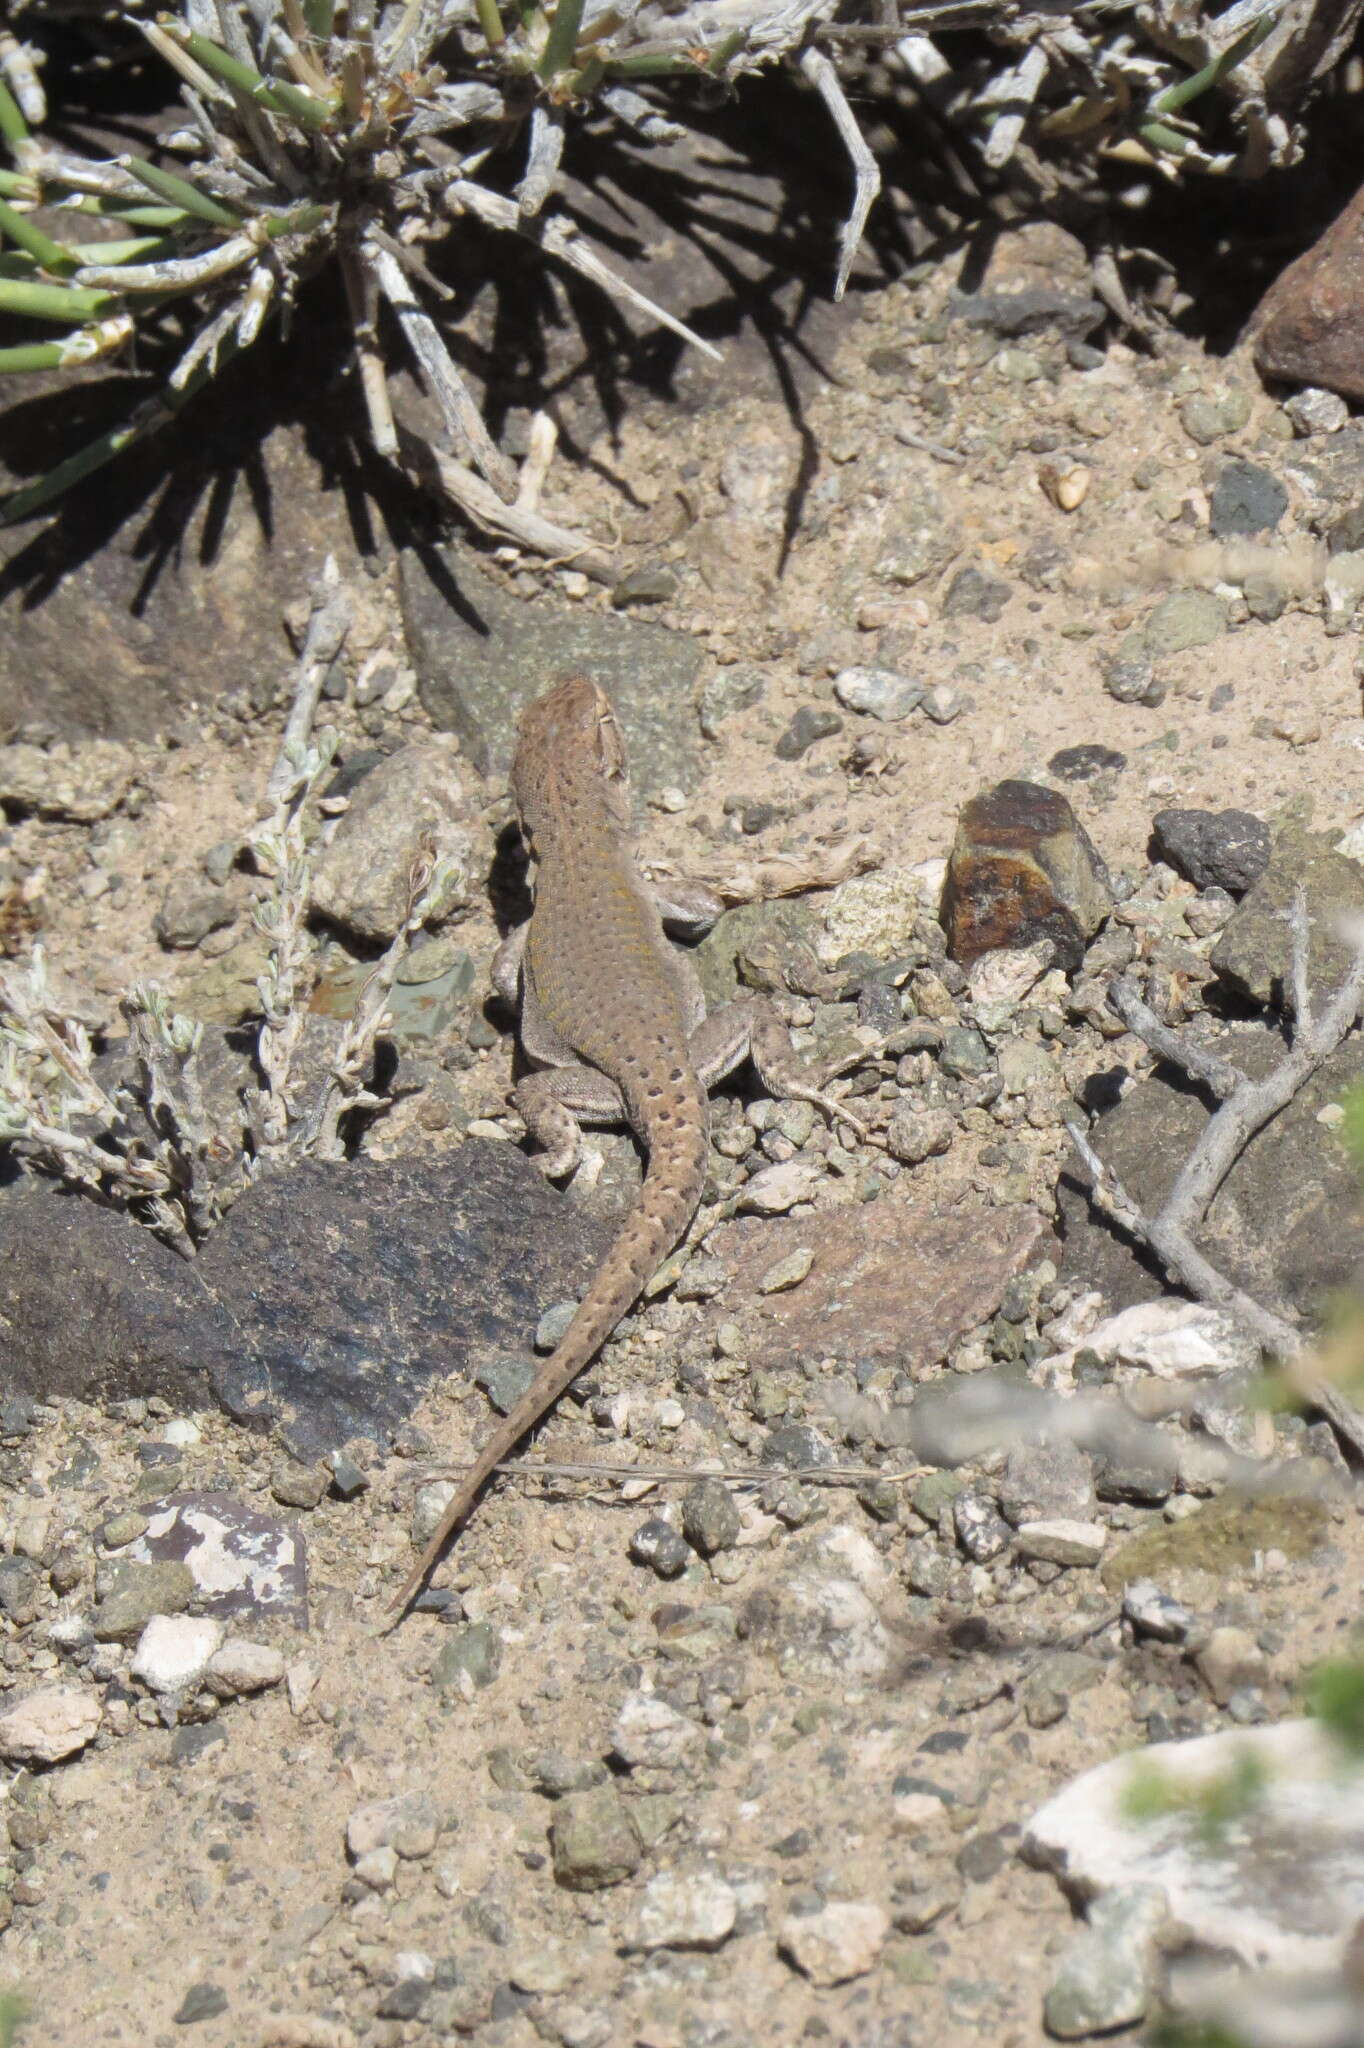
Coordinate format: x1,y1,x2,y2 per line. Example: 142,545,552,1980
391,674,871,1615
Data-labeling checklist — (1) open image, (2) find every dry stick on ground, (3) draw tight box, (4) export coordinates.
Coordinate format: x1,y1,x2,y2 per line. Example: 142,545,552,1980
1065,895,1364,1457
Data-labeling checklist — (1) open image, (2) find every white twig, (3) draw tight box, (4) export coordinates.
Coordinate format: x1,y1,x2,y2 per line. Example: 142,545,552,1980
263,558,352,815
799,45,881,300
517,102,564,219
430,448,617,584
367,240,517,500
515,411,558,515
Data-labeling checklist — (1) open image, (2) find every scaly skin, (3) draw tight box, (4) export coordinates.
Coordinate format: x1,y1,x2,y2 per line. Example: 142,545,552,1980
391,676,865,1615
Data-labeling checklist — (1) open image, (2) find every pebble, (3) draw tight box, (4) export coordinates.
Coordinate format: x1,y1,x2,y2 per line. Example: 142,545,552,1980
737,1159,822,1213
551,1786,643,1890
475,1355,536,1414
1013,1519,1106,1566
757,1247,814,1294
203,1640,287,1697
347,1791,440,1862
1283,386,1348,435
1194,1626,1266,1706
629,1518,691,1579
940,778,1111,973
953,1492,1012,1562
611,1691,704,1772
699,665,766,738
430,1622,501,1695
270,1461,329,1510
0,1686,101,1764
130,1615,225,1695
998,1442,1096,1525
1177,388,1251,444
1043,1884,1168,2038
173,1982,229,2026
1209,459,1287,537
1142,590,1227,655
1152,807,1270,895
833,666,923,720
681,1479,742,1557
774,706,843,761
886,1105,955,1166
93,1560,196,1641
624,1870,738,1952
0,739,137,821
942,566,1012,622
778,1900,889,1986
1122,1579,1195,1643
352,1844,397,1891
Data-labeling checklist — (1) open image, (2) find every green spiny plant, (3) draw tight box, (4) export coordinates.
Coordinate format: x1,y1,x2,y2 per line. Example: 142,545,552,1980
0,1,1302,545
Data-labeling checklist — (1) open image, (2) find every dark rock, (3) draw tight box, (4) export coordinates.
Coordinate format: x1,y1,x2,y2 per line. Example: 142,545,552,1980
629,1519,691,1578
956,1830,1011,1882
953,286,1103,342
551,1786,643,1891
129,1493,308,1626
398,543,704,791
0,1145,608,1458
774,705,843,761
940,779,1111,972
681,1479,742,1556
431,1622,502,1694
1049,746,1126,781
153,880,238,951
474,1355,537,1416
1058,1023,1364,1312
1151,808,1271,895
1254,180,1364,402
173,1982,228,2025
1209,461,1288,538
942,567,1012,624
1210,824,1364,1005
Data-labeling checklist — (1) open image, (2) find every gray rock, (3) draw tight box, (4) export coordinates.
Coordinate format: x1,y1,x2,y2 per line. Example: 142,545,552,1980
154,878,237,950
551,1787,643,1891
1142,590,1228,656
399,544,704,790
833,666,923,720
629,1519,691,1579
1210,461,1288,538
309,738,472,943
431,1622,502,1695
1122,1579,1195,1643
774,705,843,761
1152,807,1271,895
0,1146,607,1458
886,1105,955,1166
173,1982,228,2025
953,1491,1011,1561
939,1027,994,1080
474,1355,536,1416
1284,387,1349,436
270,1460,329,1510
1015,1519,1106,1567
1058,1021,1364,1313
681,1479,741,1557
699,665,765,739
0,738,137,820
93,1559,196,1640
1043,1884,1168,2038
1211,824,1364,1007
998,1442,1096,1525
942,566,1012,623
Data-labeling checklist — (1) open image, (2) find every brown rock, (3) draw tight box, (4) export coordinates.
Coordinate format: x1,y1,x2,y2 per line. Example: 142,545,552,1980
1254,181,1364,400
940,779,1111,971
706,1200,1047,1375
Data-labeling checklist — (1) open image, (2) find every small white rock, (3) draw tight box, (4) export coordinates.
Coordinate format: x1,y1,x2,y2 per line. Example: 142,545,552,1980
0,1686,101,1764
130,1615,224,1696
625,1870,738,1952
611,1692,703,1772
204,1640,286,1697
347,1791,440,1862
159,1418,202,1447
779,1900,889,1986
1014,1519,1107,1567
833,665,924,721
737,1159,822,1214
352,1845,398,1892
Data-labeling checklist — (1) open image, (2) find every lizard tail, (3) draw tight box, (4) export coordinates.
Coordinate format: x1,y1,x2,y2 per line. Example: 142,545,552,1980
388,1121,707,1617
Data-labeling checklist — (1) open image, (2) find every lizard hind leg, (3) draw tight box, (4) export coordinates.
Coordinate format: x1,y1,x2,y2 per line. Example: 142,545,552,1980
512,1065,628,1179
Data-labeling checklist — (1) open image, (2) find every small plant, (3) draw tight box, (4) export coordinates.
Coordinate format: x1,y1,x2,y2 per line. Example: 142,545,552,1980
0,565,461,1250
1121,1747,1269,1846
1305,1653,1364,1755
0,1,1304,542
0,1991,26,2048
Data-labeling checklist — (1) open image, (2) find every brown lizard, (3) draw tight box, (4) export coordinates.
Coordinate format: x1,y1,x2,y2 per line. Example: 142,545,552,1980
391,675,869,1614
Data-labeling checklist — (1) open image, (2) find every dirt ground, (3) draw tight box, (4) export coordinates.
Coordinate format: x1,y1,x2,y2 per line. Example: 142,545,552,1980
3,222,1364,2048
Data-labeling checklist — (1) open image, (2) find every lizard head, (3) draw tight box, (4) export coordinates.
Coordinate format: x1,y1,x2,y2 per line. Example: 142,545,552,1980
511,676,630,840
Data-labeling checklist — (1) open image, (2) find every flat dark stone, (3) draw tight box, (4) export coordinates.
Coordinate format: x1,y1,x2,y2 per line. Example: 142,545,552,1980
0,1144,609,1459
1151,807,1270,895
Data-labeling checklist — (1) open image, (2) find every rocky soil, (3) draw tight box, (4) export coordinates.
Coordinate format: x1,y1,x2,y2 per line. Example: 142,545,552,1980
1,216,1364,2048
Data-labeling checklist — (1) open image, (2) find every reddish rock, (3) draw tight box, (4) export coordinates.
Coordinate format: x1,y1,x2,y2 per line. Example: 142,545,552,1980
940,779,1110,971
1254,181,1364,400
706,1200,1047,1374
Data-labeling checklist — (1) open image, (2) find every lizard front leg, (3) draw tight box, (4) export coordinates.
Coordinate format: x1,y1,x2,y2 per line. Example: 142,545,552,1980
689,995,876,1143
